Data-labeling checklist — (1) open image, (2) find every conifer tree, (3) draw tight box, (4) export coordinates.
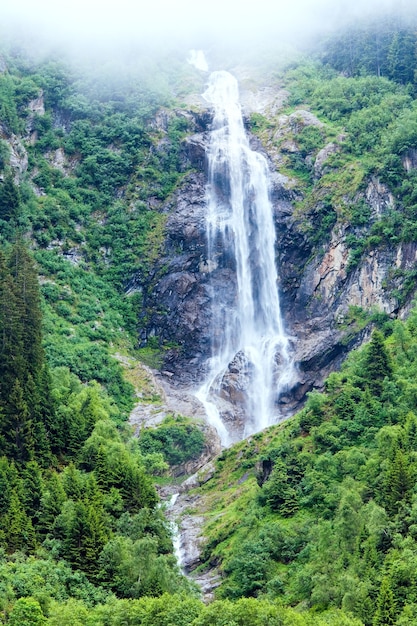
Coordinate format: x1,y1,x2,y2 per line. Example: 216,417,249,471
62,462,84,500
383,449,411,514
62,490,109,576
8,241,44,380
4,488,36,553
373,577,397,625
0,243,57,463
0,250,24,408
0,173,20,222
21,460,43,524
25,373,52,463
364,330,393,396
1,378,34,463
37,472,66,536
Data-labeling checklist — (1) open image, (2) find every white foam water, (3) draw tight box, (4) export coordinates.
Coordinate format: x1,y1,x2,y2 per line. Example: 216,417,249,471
197,68,294,445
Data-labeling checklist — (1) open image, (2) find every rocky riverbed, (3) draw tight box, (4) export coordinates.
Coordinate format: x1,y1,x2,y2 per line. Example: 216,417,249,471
122,356,223,599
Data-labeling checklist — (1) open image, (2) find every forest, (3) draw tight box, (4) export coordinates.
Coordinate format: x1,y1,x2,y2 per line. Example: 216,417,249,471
1,7,417,625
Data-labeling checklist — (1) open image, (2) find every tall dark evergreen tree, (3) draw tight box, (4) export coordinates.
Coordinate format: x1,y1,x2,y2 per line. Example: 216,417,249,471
387,31,417,84
2,378,34,463
0,174,20,222
0,250,24,408
0,243,57,463
364,330,393,396
8,241,44,380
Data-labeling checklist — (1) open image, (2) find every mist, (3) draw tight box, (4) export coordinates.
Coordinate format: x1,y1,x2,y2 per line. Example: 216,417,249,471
1,0,411,58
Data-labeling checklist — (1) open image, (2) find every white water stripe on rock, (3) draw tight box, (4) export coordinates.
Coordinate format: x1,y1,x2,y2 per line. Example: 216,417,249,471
197,68,295,443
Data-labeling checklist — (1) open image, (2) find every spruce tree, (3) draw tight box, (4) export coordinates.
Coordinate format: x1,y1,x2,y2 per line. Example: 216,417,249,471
8,241,44,380
1,378,34,463
1,243,56,463
364,330,393,396
383,449,411,514
37,472,66,536
4,488,36,553
21,460,43,524
0,250,25,407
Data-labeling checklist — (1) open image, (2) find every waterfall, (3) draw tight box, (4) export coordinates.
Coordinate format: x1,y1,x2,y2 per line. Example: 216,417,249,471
167,493,184,569
196,68,294,445
188,49,209,72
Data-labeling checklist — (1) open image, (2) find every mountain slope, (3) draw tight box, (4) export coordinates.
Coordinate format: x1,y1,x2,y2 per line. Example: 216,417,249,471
1,10,417,625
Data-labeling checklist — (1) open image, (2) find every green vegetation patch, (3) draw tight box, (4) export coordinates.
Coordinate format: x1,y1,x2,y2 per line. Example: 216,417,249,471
184,316,417,625
137,415,206,467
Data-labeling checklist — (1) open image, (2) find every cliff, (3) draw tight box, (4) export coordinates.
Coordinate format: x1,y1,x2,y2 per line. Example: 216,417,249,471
137,83,417,418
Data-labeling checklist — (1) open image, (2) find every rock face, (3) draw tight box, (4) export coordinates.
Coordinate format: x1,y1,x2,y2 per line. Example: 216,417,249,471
137,101,417,419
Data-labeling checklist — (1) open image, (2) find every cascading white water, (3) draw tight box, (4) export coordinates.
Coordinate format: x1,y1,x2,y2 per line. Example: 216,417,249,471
196,69,294,445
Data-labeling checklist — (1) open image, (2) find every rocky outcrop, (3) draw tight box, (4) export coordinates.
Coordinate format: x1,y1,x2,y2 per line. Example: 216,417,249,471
137,96,417,421
160,461,223,600
402,149,417,172
141,171,214,381
314,142,340,177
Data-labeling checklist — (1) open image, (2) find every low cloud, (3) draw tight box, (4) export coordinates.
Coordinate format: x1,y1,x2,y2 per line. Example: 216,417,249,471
1,0,405,52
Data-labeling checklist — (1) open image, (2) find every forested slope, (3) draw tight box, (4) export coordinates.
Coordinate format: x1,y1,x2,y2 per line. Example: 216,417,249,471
1,9,417,625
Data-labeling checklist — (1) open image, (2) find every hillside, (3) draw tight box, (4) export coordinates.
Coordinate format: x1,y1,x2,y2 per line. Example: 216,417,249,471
1,8,417,625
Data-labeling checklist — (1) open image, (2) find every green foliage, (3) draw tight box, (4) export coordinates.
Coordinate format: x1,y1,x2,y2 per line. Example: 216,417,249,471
363,330,393,396
321,14,417,85
373,577,397,625
185,309,417,624
4,19,417,626
0,174,21,222
8,597,47,626
137,415,205,467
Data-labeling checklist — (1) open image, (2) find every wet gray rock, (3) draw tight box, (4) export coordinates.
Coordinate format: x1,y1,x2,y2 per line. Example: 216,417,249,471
314,142,339,178
136,103,417,423
403,148,417,172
